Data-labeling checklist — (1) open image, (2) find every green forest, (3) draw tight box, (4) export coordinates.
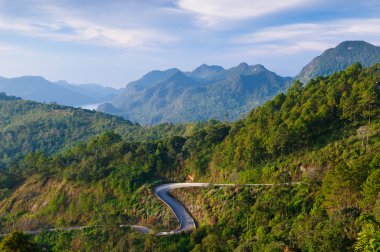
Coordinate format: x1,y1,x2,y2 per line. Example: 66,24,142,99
0,63,379,251
0,93,207,169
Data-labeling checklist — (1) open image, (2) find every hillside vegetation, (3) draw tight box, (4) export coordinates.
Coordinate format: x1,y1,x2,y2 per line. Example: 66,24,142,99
0,63,379,251
0,93,203,168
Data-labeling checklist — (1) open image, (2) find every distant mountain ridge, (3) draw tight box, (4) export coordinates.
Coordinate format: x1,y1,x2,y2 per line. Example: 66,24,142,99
0,76,120,107
100,41,380,124
99,63,292,124
2,40,379,124
99,41,380,124
295,40,380,83
55,81,119,102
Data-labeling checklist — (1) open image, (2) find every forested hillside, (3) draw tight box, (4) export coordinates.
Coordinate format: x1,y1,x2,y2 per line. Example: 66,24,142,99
0,94,201,168
172,63,380,251
0,63,379,251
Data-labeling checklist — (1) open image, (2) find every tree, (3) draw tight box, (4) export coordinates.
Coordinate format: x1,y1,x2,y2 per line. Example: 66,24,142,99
354,223,380,252
0,231,37,252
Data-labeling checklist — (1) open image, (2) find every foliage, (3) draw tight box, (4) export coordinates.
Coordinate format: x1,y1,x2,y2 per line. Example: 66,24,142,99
211,63,380,177
0,92,21,101
0,231,37,252
0,95,201,169
354,221,380,252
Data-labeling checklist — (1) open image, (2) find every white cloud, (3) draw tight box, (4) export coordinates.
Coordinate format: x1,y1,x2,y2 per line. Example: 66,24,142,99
232,18,380,55
47,17,177,49
0,4,177,49
176,0,317,25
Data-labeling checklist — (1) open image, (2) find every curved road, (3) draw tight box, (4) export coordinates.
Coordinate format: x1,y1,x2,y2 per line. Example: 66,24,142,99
154,183,209,235
153,182,306,235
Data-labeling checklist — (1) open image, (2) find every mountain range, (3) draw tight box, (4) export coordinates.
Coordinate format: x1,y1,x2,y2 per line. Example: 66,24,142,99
1,40,379,124
99,40,380,124
99,63,292,124
0,77,120,107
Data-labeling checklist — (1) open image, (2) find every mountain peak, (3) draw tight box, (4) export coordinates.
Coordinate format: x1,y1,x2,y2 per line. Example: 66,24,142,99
16,76,48,82
228,62,271,76
55,80,69,85
190,64,225,81
166,70,191,81
128,68,181,90
336,40,372,49
332,41,378,54
142,68,180,80
237,62,249,69
250,64,267,72
192,64,224,72
295,40,380,83
226,62,251,75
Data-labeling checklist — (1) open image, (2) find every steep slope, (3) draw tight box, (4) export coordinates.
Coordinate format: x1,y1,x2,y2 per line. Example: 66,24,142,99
99,63,291,124
295,40,380,83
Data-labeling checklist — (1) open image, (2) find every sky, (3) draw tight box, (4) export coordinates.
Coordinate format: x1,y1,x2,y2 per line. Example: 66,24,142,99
0,0,380,88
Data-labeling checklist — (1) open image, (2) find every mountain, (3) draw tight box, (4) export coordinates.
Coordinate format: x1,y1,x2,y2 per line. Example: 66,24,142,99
99,63,292,124
126,68,181,91
188,64,225,81
0,63,379,251
295,40,380,83
0,76,120,107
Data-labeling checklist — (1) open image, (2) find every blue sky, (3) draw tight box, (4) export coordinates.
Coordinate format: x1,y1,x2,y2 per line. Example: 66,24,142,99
0,0,380,87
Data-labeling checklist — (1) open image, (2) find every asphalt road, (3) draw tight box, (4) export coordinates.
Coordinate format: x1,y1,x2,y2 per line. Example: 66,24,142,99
154,183,210,235
153,182,306,235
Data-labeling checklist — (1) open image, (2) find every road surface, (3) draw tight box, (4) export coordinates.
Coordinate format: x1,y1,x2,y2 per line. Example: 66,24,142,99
154,183,210,235
153,182,306,235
